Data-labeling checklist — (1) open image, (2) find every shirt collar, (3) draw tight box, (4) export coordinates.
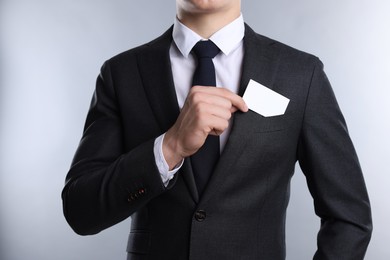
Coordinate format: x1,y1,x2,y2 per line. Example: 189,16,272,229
172,14,245,58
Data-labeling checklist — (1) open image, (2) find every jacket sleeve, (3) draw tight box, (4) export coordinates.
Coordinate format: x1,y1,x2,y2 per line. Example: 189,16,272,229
61,61,168,235
297,59,372,259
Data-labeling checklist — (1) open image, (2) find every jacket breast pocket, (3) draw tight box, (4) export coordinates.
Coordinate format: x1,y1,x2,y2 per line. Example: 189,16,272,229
241,110,287,133
126,230,150,255
230,111,294,169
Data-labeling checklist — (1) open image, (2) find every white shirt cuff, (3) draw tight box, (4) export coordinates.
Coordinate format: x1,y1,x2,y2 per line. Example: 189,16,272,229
154,133,184,186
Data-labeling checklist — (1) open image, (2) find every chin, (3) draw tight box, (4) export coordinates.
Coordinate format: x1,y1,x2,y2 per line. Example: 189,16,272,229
180,0,237,13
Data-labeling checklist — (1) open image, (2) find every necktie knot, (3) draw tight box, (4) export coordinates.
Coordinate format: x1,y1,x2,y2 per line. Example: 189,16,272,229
191,40,220,87
192,40,220,59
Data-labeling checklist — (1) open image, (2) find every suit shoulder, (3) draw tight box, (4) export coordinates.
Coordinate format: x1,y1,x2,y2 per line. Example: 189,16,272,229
270,35,320,67
103,26,173,68
246,24,321,67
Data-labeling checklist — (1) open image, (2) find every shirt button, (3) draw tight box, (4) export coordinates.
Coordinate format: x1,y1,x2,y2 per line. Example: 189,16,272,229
194,210,206,222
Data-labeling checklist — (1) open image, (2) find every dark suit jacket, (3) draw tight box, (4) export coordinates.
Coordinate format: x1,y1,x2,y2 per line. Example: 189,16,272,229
62,24,372,259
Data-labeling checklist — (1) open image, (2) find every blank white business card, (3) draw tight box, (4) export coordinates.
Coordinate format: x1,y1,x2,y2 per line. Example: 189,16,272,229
243,79,290,117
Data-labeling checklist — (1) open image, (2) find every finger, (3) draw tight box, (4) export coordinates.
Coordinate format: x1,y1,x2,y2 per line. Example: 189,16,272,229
200,102,232,121
222,91,248,113
203,114,230,135
189,90,234,111
192,86,248,112
230,106,238,113
190,104,230,134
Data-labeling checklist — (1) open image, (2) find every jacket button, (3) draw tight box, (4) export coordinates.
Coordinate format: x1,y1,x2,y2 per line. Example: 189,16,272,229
194,210,206,222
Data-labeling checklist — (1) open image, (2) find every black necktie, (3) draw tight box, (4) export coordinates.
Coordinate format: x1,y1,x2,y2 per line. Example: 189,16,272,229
191,40,220,195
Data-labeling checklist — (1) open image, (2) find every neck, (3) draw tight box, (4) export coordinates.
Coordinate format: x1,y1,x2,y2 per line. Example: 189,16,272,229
177,9,240,39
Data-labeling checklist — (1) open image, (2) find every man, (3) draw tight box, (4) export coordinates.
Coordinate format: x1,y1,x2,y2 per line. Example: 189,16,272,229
62,0,372,259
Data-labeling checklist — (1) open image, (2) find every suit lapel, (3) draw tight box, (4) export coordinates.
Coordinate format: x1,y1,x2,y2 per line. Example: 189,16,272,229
136,27,199,203
137,27,179,132
200,24,282,204
238,24,281,96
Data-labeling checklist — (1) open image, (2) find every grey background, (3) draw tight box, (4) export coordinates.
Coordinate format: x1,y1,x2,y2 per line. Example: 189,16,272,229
1,0,389,259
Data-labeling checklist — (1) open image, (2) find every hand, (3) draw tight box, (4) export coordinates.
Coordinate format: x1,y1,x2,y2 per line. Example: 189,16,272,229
163,86,248,169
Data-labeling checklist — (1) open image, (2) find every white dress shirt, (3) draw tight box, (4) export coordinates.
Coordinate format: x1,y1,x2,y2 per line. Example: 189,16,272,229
154,14,245,185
